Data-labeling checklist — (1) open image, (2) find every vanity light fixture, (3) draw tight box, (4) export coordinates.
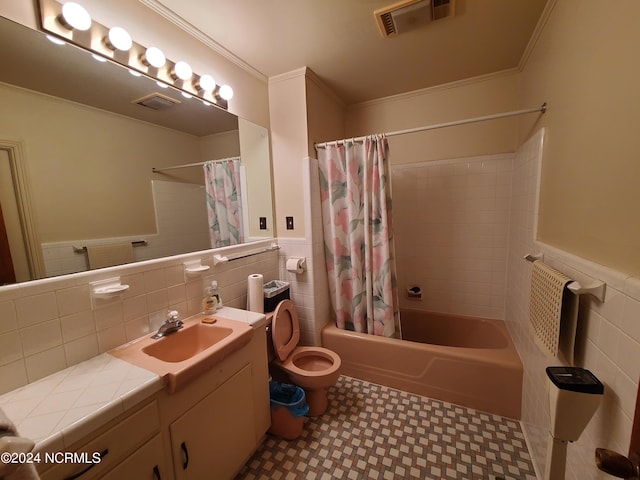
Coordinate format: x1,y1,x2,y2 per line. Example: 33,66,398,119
181,92,193,99
172,61,193,81
91,53,107,63
58,2,91,31
129,69,142,77
39,0,234,109
105,26,132,51
141,46,166,69
219,84,234,101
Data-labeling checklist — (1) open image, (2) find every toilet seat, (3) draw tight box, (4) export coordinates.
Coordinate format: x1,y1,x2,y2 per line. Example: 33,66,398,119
272,300,300,362
279,346,341,378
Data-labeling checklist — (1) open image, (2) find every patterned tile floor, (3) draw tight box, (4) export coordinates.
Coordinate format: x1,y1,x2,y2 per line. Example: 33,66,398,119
236,376,537,480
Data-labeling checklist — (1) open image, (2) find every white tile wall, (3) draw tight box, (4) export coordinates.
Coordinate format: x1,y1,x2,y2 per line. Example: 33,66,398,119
0,240,278,394
505,128,640,479
391,154,514,319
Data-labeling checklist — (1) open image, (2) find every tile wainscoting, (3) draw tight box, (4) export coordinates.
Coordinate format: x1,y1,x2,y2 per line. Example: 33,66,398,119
0,239,278,394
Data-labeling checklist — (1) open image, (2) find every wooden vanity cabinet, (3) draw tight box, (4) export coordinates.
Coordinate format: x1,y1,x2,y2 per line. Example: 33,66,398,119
169,365,255,479
158,323,270,480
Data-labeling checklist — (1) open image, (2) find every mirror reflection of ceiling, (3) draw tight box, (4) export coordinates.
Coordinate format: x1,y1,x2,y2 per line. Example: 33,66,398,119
0,16,238,137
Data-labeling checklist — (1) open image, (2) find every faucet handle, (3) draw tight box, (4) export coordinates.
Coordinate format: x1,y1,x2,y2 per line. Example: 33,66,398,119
167,310,180,322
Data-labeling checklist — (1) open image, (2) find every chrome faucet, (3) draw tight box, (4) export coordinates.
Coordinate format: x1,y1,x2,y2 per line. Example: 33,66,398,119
152,310,184,339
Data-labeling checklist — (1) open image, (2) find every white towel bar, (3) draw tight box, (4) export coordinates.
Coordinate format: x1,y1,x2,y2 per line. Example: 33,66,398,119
567,280,606,302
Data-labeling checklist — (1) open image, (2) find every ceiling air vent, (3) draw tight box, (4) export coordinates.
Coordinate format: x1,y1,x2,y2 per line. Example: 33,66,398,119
133,92,181,110
374,0,455,38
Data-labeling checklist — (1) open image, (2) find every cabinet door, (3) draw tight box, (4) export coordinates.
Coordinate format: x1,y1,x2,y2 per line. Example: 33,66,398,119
170,364,256,480
101,434,167,480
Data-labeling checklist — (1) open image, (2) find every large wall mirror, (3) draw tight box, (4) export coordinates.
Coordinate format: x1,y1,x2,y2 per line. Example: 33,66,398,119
0,16,274,285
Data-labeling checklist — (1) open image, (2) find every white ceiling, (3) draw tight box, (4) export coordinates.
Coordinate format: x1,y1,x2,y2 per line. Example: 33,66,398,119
152,0,549,105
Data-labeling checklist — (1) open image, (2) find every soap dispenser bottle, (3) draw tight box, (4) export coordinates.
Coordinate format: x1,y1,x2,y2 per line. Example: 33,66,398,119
202,281,222,314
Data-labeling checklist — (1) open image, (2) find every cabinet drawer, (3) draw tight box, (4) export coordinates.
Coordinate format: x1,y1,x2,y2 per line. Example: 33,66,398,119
40,401,160,480
101,434,166,480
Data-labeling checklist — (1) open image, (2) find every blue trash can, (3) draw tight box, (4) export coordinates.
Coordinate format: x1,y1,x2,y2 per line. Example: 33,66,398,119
268,381,308,439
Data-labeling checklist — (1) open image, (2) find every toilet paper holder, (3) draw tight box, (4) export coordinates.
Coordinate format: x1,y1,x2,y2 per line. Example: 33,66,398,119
286,257,306,274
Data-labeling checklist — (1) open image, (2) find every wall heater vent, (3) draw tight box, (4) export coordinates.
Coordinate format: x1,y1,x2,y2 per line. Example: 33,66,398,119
374,0,455,38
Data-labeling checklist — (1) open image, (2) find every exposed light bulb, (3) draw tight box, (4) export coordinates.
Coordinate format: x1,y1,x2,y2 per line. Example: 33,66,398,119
142,47,165,68
128,69,142,77
156,81,169,89
106,27,132,51
181,92,193,99
219,84,233,101
91,53,107,63
173,61,192,81
60,2,92,31
197,74,216,92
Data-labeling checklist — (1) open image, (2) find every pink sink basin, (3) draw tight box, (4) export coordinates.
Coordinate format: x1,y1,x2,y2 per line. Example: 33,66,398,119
142,324,234,363
109,314,254,393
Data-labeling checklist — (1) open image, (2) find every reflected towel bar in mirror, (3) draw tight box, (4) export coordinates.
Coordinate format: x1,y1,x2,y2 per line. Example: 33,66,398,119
73,240,148,254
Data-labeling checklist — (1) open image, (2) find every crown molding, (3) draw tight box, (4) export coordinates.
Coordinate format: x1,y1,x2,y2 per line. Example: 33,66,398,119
268,67,308,85
519,0,558,71
303,68,346,109
139,0,267,83
349,68,520,110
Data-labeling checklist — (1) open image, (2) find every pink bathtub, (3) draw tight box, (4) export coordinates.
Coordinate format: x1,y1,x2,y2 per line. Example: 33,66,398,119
321,309,523,419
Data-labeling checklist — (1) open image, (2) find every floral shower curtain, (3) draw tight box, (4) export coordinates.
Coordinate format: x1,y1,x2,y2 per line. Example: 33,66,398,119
203,157,244,248
318,135,399,337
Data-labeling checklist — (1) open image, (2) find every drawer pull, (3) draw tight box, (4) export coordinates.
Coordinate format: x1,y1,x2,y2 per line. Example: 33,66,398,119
64,448,109,480
180,442,189,469
153,465,162,480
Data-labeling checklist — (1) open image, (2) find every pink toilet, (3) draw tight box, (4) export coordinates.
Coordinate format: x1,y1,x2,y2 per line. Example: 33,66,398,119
269,300,341,416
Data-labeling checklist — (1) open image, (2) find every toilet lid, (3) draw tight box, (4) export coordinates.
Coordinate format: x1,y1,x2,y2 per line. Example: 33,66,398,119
272,299,300,362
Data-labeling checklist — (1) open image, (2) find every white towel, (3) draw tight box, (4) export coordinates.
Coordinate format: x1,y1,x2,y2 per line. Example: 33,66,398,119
529,261,579,364
86,242,134,269
0,407,39,479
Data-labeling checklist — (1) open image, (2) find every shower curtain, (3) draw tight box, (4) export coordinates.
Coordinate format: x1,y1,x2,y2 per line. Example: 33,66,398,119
203,158,244,248
318,135,399,337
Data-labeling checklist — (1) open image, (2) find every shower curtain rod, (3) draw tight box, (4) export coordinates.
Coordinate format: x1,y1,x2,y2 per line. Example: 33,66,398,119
152,155,240,173
314,102,547,149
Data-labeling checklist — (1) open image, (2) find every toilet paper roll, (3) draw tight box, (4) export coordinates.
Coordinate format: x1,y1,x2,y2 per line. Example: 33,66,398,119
286,257,306,274
247,273,264,313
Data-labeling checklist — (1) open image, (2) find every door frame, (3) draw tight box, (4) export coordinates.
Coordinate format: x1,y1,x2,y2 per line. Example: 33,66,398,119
0,138,45,280
630,380,640,463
